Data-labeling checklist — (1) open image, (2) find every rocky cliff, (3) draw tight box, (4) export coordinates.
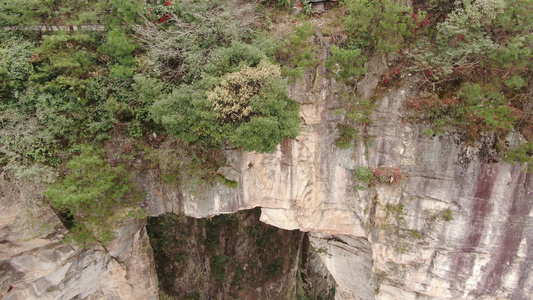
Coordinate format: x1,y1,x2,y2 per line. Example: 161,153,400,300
2,37,532,300
144,39,532,299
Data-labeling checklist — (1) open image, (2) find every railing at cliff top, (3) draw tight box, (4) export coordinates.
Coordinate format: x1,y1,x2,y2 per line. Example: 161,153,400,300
2,8,109,32
2,24,105,31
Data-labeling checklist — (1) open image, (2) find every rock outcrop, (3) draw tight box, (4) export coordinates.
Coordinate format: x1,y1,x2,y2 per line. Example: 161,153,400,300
0,204,158,300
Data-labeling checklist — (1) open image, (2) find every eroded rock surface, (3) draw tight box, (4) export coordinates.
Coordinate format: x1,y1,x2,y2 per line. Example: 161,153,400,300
0,205,157,300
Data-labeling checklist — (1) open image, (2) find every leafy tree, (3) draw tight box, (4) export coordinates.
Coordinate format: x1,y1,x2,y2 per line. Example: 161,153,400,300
142,0,300,153
505,142,533,165
457,82,516,130
207,60,281,122
0,38,34,101
411,0,504,78
227,65,301,152
136,0,259,82
131,74,164,122
151,83,222,147
0,106,57,166
406,0,532,150
107,0,144,26
44,145,143,247
151,61,300,152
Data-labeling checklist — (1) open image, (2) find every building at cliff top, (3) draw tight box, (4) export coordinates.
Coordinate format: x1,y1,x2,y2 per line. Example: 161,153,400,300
307,0,338,12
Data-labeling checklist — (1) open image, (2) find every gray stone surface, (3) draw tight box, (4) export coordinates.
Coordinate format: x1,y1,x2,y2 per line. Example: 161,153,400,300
0,205,158,300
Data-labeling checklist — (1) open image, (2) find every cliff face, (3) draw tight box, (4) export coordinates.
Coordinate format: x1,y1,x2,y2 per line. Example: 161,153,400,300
2,44,532,300
144,43,532,299
364,87,533,300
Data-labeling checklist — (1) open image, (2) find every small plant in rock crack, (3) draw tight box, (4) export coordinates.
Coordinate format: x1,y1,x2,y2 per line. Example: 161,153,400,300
311,246,332,258
354,166,373,190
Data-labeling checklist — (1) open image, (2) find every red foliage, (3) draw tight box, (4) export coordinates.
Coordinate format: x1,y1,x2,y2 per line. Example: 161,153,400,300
372,167,403,185
158,15,170,23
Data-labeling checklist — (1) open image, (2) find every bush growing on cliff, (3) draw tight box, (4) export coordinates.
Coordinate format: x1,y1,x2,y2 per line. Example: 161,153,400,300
505,142,533,167
276,22,318,78
354,166,373,190
139,0,300,153
410,0,506,78
324,0,414,83
44,146,143,247
325,46,367,82
136,0,261,82
0,39,34,101
151,61,301,153
342,0,415,54
406,83,517,141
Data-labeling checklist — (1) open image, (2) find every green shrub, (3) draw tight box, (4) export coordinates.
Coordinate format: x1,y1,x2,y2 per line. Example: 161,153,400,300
505,142,533,165
207,61,281,122
504,75,527,91
99,29,137,78
211,254,229,283
276,22,318,78
215,174,238,188
354,166,373,190
411,0,532,88
346,99,374,125
137,0,259,82
150,83,224,147
458,82,516,131
342,0,415,54
0,39,34,100
152,62,301,153
325,45,367,82
266,259,282,278
0,107,57,166
407,83,517,140
44,145,144,247
336,124,358,149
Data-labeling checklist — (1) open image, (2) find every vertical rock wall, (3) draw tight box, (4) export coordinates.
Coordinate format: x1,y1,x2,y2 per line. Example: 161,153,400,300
366,88,533,300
